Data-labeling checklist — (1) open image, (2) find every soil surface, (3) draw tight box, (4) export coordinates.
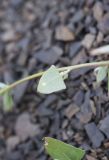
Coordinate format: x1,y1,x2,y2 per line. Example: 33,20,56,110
0,0,109,160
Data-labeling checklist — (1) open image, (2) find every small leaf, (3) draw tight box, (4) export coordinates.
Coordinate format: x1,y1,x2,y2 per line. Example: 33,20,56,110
44,137,85,160
37,65,66,94
3,92,14,112
94,66,108,83
0,82,7,89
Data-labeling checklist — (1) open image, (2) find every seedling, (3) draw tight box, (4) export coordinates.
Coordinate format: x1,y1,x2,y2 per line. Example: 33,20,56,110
0,60,109,110
0,59,109,159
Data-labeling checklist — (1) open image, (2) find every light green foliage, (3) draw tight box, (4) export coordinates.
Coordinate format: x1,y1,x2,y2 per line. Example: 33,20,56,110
44,137,85,160
0,83,13,111
37,65,66,94
0,82,7,89
3,91,13,111
94,66,108,83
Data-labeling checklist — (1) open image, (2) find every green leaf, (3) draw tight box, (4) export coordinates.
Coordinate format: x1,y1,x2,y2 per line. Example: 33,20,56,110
3,92,14,112
37,65,66,94
0,82,13,111
44,137,85,160
94,66,108,83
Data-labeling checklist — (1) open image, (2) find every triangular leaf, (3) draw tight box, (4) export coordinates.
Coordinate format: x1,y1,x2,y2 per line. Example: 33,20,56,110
37,65,66,94
94,66,108,83
44,137,85,160
3,92,14,112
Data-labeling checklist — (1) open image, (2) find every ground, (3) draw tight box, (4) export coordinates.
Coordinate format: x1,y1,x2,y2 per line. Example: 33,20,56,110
0,0,109,160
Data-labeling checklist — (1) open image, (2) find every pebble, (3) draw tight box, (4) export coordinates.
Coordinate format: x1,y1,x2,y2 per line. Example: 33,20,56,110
50,113,60,135
93,2,104,22
99,115,109,138
1,30,16,42
70,67,90,80
15,113,40,141
36,95,57,116
86,155,97,160
71,48,88,65
40,95,58,108
82,34,95,49
71,10,85,23
36,105,53,117
98,13,109,34
90,45,109,56
85,122,104,148
17,52,28,66
104,142,109,149
71,118,84,130
34,46,63,64
6,136,20,151
65,104,80,119
55,25,75,41
76,91,92,123
96,32,104,44
69,42,82,58
73,90,84,106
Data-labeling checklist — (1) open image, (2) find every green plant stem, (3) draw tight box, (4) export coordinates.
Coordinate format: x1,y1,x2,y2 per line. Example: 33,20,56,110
0,60,109,95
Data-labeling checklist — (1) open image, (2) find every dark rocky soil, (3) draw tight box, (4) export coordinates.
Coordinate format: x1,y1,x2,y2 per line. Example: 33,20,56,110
0,0,109,160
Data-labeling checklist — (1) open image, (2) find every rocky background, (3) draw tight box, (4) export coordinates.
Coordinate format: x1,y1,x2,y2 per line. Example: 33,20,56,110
0,0,109,160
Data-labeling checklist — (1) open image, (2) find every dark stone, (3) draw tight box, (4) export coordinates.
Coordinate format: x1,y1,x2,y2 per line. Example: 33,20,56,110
18,140,33,155
36,103,53,117
85,122,104,148
5,151,23,160
99,115,109,138
70,68,91,80
76,91,92,123
41,95,58,108
50,113,60,135
69,42,82,58
34,46,63,64
71,10,85,23
71,117,84,130
73,90,84,106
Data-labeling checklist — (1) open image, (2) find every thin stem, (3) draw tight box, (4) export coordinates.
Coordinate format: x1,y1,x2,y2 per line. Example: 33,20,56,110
58,60,109,71
0,72,44,95
0,60,109,95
